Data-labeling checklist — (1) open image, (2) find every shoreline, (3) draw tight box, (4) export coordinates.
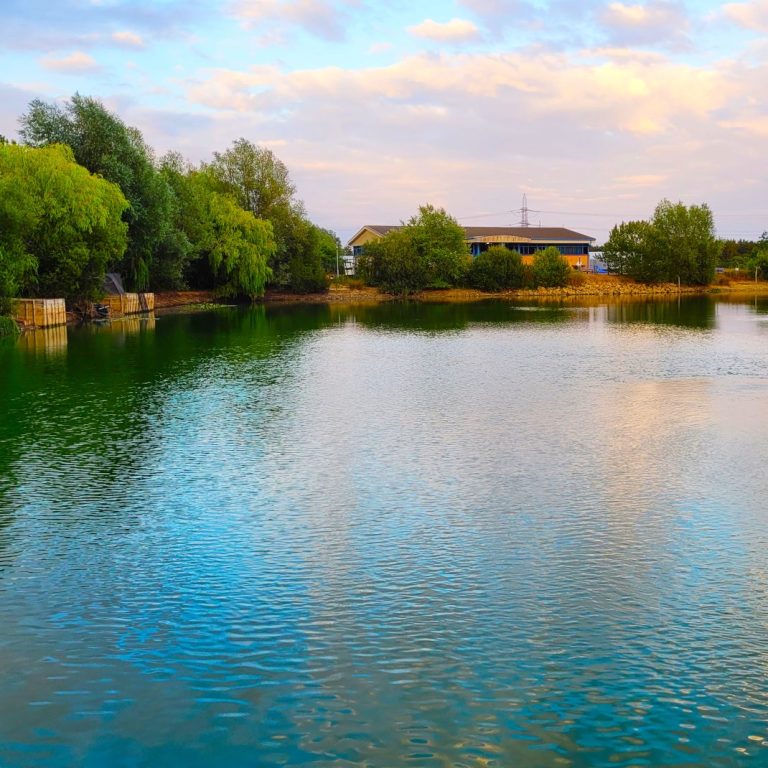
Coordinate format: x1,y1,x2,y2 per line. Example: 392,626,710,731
11,277,768,332
260,274,768,307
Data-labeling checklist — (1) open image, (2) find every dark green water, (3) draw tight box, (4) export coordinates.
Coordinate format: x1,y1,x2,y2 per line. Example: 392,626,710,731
2,297,768,767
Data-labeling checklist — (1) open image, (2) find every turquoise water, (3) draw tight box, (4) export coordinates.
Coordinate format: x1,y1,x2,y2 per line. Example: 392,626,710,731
1,297,768,767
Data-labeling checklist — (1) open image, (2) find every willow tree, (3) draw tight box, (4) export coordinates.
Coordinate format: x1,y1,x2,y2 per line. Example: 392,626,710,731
204,192,275,300
0,143,128,303
206,138,326,291
20,94,175,290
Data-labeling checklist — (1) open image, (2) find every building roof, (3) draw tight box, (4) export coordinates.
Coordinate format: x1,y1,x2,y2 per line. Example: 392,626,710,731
347,225,402,244
348,224,594,246
463,226,594,242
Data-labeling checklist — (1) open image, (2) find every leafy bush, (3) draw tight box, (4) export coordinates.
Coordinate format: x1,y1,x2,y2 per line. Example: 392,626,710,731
467,246,525,291
532,247,571,288
567,269,587,287
0,314,19,337
357,229,426,295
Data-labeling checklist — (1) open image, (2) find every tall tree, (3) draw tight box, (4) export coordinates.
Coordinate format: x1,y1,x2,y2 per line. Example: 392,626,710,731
403,204,469,288
649,200,719,285
156,160,275,299
19,94,175,290
208,138,296,220
603,220,655,281
206,138,326,291
603,200,720,285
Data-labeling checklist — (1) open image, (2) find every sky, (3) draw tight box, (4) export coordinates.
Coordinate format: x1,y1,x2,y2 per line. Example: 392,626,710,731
1,0,767,244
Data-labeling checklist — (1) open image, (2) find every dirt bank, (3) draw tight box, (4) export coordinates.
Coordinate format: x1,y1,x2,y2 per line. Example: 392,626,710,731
150,275,768,312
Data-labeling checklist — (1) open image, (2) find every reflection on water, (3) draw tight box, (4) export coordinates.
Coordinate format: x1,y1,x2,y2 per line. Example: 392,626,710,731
17,324,68,356
1,298,768,768
602,296,717,328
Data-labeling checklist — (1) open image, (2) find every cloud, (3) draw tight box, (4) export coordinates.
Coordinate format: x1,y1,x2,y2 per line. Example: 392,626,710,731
613,173,667,186
186,50,729,136
0,0,203,51
458,0,532,24
599,1,690,48
407,18,480,43
229,0,349,41
40,51,101,73
111,31,145,48
722,0,768,31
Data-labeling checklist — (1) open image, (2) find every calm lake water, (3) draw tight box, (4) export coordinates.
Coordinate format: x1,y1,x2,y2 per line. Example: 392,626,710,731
2,296,768,768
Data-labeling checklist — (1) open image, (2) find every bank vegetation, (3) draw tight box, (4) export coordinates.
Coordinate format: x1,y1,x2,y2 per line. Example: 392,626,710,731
0,94,340,324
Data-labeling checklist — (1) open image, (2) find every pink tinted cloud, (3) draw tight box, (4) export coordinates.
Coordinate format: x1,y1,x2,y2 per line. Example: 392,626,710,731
40,51,101,73
407,18,481,43
723,0,768,31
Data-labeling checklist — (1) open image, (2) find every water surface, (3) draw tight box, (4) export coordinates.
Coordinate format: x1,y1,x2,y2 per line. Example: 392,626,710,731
1,297,768,767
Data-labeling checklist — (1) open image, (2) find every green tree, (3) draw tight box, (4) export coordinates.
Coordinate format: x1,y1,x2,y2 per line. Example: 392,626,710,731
0,143,128,304
748,233,768,280
358,205,469,294
284,218,329,293
649,200,719,285
467,246,525,291
602,220,656,280
532,247,571,288
357,228,426,295
204,192,275,299
317,227,342,274
0,149,38,314
719,238,756,270
20,94,176,290
604,200,719,285
156,165,275,299
404,204,469,287
208,138,296,220
206,138,320,290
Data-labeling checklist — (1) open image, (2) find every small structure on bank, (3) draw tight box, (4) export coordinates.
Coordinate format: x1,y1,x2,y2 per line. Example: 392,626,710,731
101,273,155,316
347,225,596,271
14,298,67,328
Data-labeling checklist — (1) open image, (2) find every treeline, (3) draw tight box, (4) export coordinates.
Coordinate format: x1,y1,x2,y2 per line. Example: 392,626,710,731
0,94,340,316
357,204,576,295
719,237,768,274
603,200,768,283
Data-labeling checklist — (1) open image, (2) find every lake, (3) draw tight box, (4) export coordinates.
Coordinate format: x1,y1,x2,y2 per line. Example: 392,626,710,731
1,296,768,767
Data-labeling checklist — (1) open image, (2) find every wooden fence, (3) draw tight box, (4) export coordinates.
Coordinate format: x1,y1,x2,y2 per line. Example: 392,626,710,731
14,298,67,328
103,293,155,316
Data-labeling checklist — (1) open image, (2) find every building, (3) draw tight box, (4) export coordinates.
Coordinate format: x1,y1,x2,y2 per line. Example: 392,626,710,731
348,225,596,270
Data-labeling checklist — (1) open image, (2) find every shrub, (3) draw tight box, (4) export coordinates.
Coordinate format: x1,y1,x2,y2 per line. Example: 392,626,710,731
357,229,425,295
0,315,19,337
467,246,525,291
532,247,571,288
567,269,587,287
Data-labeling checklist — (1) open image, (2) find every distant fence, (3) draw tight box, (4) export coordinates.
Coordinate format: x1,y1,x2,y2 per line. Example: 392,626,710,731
14,298,67,328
